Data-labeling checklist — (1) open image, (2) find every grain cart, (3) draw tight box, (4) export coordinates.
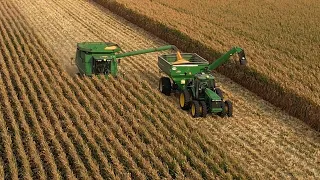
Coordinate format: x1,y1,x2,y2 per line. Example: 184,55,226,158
158,47,246,118
75,42,178,77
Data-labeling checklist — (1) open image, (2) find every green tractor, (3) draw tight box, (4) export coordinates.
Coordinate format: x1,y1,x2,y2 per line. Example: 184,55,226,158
158,47,246,118
75,42,178,77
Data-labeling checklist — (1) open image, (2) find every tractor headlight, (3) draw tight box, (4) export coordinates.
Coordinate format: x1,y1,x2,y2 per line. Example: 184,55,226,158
181,79,185,84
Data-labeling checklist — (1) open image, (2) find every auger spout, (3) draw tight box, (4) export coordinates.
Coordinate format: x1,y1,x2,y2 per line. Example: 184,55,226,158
208,47,246,71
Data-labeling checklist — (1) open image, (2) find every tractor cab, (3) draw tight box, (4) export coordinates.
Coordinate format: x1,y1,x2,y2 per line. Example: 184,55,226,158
192,72,216,99
189,72,226,115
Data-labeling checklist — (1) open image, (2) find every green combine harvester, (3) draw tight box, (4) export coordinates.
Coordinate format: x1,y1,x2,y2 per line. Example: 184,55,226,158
75,42,246,118
158,47,246,118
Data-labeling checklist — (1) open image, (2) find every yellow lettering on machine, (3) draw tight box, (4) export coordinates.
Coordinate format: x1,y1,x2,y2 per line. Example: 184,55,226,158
105,46,117,50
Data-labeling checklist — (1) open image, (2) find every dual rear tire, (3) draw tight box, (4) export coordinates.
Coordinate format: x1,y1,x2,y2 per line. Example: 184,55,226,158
189,100,208,118
160,77,233,118
189,99,233,118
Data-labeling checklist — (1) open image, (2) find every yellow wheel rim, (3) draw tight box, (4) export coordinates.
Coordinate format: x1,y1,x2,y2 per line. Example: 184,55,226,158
180,93,185,107
191,104,195,116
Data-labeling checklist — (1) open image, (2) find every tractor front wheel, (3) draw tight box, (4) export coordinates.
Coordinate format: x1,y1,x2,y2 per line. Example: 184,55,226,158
218,101,226,117
190,101,200,118
199,101,207,118
159,77,172,96
225,100,233,117
179,90,191,110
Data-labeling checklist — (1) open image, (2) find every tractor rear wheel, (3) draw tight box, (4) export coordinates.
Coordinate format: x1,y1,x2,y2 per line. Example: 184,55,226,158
215,88,224,100
200,101,207,118
179,90,191,110
225,100,233,117
159,77,171,96
218,101,226,117
190,101,200,118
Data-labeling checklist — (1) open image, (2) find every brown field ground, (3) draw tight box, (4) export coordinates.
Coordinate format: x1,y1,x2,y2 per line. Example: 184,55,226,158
115,0,320,106
0,0,319,179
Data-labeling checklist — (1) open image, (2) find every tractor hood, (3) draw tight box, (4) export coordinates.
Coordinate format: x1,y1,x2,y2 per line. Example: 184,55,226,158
205,88,222,101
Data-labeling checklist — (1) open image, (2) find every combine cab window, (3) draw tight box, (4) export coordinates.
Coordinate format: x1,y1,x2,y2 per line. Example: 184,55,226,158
93,59,111,75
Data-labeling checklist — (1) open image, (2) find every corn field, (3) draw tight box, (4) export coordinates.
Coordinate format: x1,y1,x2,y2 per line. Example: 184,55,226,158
0,0,319,179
